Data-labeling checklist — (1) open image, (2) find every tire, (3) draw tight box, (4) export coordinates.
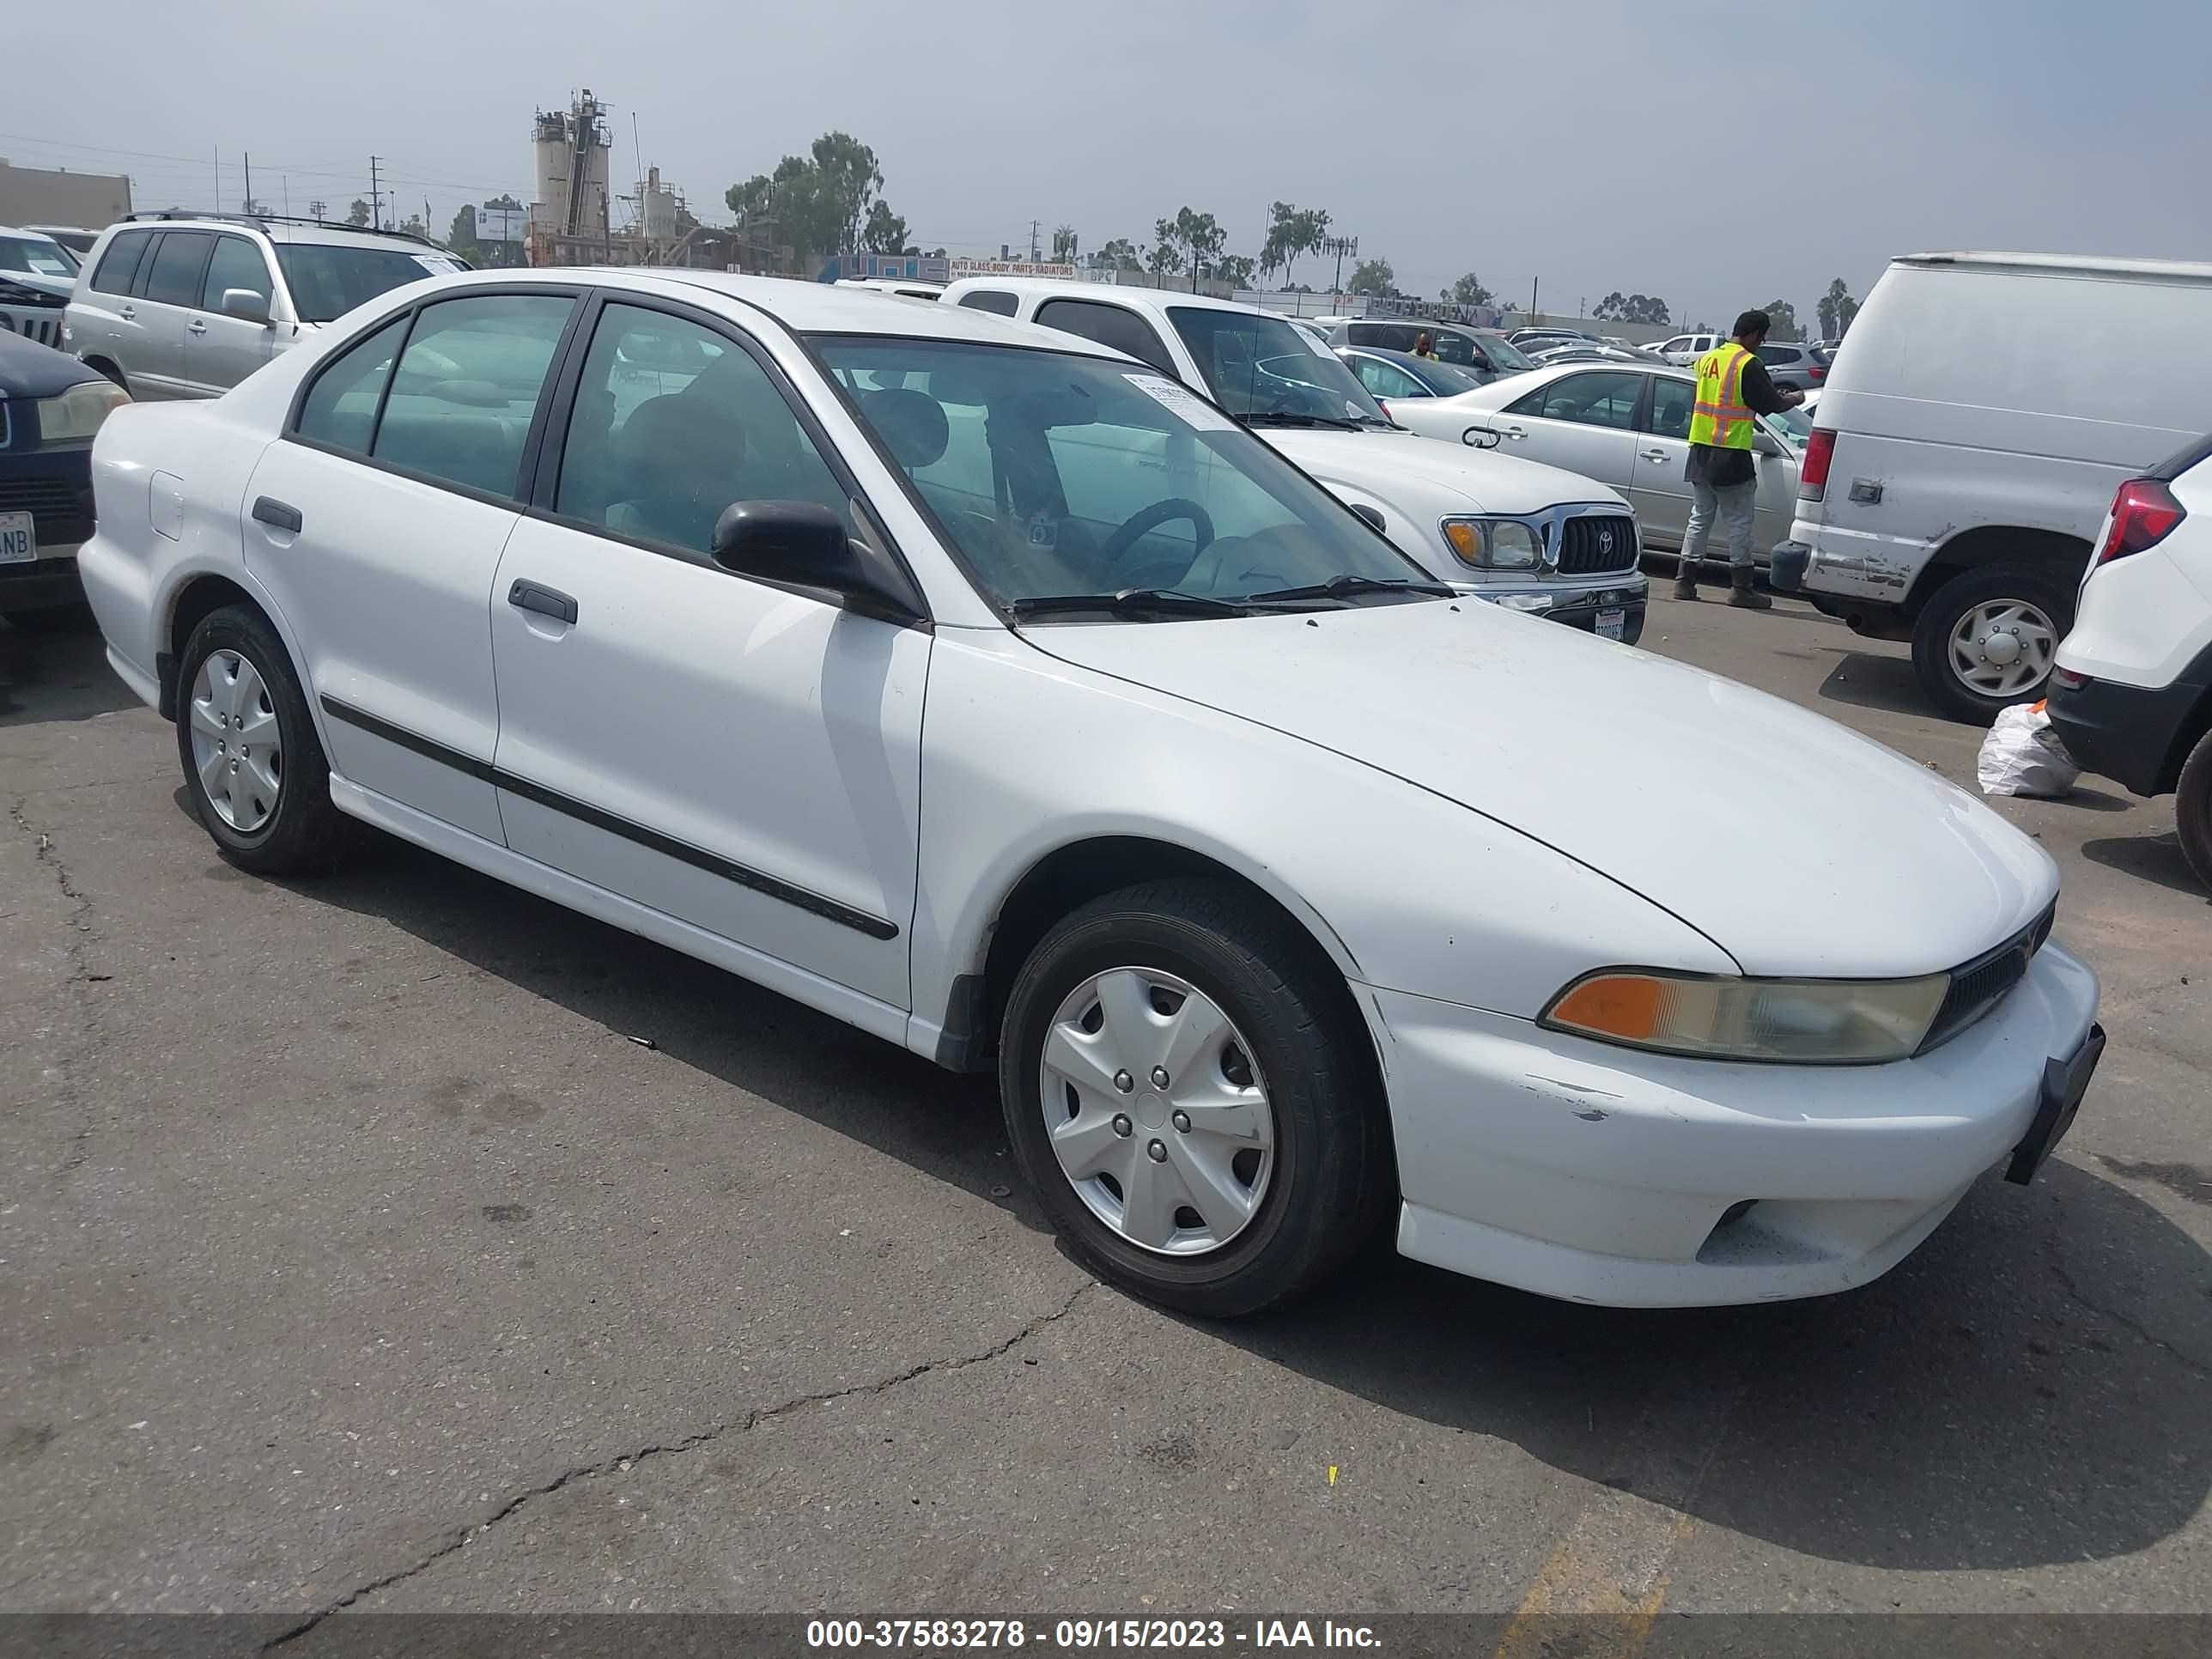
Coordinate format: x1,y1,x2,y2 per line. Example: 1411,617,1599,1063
998,878,1391,1318
174,604,357,874
2175,728,2212,890
1910,562,2075,724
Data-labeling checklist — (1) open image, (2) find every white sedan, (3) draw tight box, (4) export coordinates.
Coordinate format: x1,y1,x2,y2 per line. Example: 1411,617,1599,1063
80,270,2102,1316
1385,360,1806,568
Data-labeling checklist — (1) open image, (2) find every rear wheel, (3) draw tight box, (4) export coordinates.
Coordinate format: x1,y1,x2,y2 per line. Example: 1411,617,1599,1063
1910,562,2073,723
2175,728,2212,890
175,605,357,874
999,878,1390,1318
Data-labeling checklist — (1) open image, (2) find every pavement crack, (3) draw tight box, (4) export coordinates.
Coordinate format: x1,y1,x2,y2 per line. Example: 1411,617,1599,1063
9,797,105,1182
2044,1182,2209,1378
258,1279,1097,1648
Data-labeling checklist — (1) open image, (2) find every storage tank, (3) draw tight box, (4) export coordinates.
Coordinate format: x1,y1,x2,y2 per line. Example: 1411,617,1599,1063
531,90,610,237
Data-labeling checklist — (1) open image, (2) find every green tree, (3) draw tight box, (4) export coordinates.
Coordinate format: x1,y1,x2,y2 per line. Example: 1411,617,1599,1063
1760,299,1803,341
724,131,889,265
345,199,371,228
1097,236,1141,274
1348,257,1396,297
1170,206,1225,290
1594,291,1670,325
860,200,910,254
1817,278,1859,339
1448,271,1494,307
1215,252,1257,291
1051,224,1079,263
1261,202,1330,287
446,204,483,263
1148,218,1183,280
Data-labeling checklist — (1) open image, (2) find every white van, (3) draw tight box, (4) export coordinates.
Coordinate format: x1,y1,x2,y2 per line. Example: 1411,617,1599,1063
1771,252,2212,721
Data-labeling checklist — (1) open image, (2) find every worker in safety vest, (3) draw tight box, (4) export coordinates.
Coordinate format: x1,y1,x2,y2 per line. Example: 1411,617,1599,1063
1676,309,1803,608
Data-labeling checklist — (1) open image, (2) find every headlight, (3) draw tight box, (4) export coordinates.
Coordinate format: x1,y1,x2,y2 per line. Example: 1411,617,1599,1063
1442,516,1542,570
1541,969,1950,1064
36,379,131,442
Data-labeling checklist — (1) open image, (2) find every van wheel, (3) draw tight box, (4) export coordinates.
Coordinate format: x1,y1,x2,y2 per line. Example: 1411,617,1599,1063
1911,563,2073,724
175,605,357,874
2175,730,2212,890
998,878,1391,1319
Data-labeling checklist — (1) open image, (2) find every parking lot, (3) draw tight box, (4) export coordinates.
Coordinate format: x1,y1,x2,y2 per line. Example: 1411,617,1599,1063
3,592,2208,1634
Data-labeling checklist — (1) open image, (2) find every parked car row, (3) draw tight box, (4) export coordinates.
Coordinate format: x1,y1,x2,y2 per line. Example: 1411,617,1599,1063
72,264,2103,1317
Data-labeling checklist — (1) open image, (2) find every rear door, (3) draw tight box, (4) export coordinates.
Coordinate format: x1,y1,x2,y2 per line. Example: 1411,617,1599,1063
131,231,215,398
486,295,926,1008
184,234,280,394
1478,369,1644,494
1626,372,1696,544
242,287,580,842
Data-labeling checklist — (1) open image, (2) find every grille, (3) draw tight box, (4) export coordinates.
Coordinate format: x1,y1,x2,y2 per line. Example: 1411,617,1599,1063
0,311,65,349
1919,904,2055,1054
0,477,94,543
1553,514,1640,574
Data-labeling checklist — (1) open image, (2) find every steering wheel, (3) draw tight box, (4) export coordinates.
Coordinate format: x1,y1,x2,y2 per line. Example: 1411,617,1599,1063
1100,498,1215,569
1269,394,1306,415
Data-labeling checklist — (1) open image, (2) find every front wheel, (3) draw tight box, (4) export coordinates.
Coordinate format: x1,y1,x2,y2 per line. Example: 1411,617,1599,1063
999,878,1391,1318
175,605,357,873
1910,562,2073,724
2174,727,2212,890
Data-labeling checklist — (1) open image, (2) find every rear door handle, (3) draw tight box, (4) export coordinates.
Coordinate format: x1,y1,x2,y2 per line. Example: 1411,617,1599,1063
118,305,135,320
252,496,302,532
507,580,578,624
186,319,208,335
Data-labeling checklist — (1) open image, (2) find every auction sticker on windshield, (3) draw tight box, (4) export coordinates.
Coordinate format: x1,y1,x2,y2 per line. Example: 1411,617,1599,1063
1124,374,1239,433
0,511,34,563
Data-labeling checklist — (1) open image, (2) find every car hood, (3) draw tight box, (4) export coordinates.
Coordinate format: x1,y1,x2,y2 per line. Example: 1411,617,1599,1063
1024,600,2056,980
1261,426,1627,516
0,326,100,397
0,271,74,303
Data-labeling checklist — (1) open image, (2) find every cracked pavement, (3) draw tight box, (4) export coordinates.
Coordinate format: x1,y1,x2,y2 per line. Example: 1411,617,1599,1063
2,598,2209,1638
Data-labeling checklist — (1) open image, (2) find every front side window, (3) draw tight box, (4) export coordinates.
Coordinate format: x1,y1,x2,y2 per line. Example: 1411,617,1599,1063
141,233,213,307
957,290,1018,317
201,237,273,311
370,294,574,495
556,303,849,553
90,231,154,295
1507,370,1644,428
275,244,447,324
813,336,1433,611
294,314,410,453
1165,307,1389,426
1648,376,1695,440
1034,299,1178,374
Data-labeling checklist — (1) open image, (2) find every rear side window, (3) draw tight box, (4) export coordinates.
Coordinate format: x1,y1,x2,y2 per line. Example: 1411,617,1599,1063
90,230,154,295
142,233,215,307
202,237,273,311
957,290,1018,317
1034,298,1178,374
370,294,574,496
1758,345,1802,367
294,314,410,454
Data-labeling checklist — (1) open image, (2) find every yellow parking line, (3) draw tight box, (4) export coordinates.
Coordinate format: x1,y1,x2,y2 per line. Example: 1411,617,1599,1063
1492,1506,1692,1659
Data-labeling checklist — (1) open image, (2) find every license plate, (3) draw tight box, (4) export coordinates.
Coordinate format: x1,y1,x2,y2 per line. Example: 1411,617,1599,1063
0,511,33,564
2005,1023,2106,1185
1595,608,1626,641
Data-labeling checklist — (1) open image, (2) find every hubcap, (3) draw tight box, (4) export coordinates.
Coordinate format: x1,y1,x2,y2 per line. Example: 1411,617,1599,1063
1038,967,1274,1256
1949,598,2057,698
188,649,282,833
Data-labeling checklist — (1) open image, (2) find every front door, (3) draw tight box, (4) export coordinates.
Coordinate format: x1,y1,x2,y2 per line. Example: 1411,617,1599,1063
487,298,925,1008
184,234,279,395
243,289,579,842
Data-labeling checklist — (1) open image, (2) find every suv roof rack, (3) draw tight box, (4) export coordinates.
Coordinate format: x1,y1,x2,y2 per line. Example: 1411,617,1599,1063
119,210,449,252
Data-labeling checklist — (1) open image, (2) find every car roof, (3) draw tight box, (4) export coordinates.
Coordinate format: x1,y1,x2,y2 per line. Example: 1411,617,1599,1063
103,216,442,256
1899,250,2212,283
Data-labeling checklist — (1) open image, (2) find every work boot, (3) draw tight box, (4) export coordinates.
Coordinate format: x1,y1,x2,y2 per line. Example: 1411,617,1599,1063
1729,567,1772,610
1673,564,1700,601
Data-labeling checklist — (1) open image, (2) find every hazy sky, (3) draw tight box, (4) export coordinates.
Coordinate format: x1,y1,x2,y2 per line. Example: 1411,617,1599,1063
13,0,2210,326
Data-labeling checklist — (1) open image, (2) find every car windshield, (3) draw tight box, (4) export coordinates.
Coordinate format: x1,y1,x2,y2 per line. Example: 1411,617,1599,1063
1411,357,1489,396
812,336,1438,614
1768,405,1814,449
0,234,77,280
275,243,459,322
1164,307,1391,425
1473,333,1534,371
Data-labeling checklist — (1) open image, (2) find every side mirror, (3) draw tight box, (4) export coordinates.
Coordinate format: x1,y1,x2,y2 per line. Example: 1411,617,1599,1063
1462,428,1503,450
221,288,271,325
1348,502,1386,532
708,500,927,624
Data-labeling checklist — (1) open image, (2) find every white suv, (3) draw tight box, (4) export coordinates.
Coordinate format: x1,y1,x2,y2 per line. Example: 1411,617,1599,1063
2047,434,2212,884
65,214,465,399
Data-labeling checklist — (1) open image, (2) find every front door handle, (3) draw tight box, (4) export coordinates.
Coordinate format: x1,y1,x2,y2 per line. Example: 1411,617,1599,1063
1640,448,1669,463
507,580,578,624
118,305,135,320
1500,424,1526,440
252,496,302,532
186,319,208,335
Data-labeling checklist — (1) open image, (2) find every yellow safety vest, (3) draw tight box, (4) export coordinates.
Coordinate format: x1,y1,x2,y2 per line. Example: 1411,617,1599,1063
1688,342,1757,450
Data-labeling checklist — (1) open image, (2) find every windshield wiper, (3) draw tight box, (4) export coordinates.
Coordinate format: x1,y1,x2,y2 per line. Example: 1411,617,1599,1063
1243,574,1458,606
1007,588,1251,623
1238,410,1367,431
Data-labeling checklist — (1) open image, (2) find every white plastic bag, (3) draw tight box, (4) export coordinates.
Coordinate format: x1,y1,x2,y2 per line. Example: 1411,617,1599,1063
1977,701,2081,798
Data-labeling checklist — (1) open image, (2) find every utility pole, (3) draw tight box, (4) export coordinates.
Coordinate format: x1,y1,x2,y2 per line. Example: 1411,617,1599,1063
1530,276,1540,324
243,152,252,214
213,144,220,214
310,200,327,223
368,155,384,231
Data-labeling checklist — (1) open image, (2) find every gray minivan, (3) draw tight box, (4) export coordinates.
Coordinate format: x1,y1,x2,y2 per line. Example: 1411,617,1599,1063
65,215,465,399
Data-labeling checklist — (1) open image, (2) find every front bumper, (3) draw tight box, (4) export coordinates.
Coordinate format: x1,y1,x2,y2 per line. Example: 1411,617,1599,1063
1363,939,2100,1307
1463,574,1648,645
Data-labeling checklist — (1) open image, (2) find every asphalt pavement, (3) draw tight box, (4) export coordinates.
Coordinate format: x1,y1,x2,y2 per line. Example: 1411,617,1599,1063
2,592,2207,1643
